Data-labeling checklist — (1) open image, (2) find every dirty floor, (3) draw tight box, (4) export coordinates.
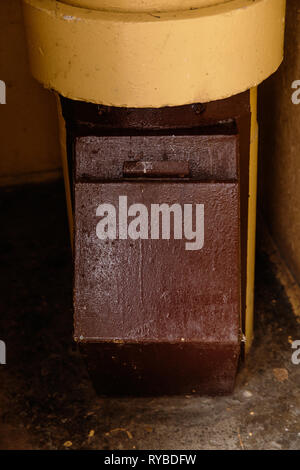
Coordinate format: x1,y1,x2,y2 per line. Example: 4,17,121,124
0,181,299,450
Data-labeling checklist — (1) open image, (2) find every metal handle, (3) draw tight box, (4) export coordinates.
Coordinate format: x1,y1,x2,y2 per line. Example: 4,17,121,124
123,161,189,178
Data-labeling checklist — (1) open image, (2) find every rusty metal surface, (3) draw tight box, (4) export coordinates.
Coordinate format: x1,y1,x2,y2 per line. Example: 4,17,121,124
75,134,238,181
61,92,249,131
60,92,251,395
74,182,240,344
122,160,190,178
61,92,250,345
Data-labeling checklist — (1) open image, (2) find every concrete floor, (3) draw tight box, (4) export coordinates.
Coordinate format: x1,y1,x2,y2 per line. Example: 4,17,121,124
0,181,299,450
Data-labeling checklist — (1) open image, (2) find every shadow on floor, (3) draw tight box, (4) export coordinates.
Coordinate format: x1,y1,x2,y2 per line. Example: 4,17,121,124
0,181,299,450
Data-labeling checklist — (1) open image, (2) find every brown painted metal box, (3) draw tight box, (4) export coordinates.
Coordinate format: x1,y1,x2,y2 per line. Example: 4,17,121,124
75,181,240,343
73,127,241,395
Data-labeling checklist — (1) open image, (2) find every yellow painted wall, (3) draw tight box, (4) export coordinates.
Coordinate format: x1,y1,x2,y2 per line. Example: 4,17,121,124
259,0,300,284
0,0,61,186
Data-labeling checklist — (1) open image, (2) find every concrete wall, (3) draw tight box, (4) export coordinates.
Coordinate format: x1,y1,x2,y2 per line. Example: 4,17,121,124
0,0,61,186
258,0,300,284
